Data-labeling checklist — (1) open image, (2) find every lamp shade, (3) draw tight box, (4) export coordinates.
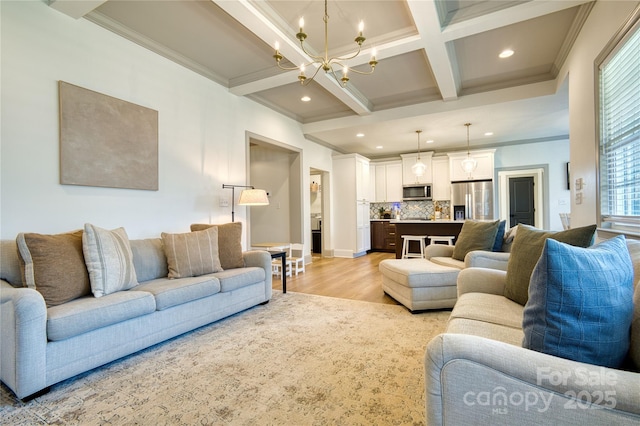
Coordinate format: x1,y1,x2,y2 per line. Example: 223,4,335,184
238,189,269,205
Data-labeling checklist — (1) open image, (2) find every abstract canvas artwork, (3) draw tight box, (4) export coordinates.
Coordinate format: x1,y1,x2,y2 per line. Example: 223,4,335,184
59,81,158,191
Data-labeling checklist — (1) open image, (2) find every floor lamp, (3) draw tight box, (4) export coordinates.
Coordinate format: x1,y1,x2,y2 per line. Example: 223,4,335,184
222,184,269,222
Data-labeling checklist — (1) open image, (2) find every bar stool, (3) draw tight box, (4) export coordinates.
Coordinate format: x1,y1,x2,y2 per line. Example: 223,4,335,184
401,235,427,259
428,236,455,246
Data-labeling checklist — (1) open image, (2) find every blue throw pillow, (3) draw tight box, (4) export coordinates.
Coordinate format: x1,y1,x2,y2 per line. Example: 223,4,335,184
492,220,506,252
522,236,634,368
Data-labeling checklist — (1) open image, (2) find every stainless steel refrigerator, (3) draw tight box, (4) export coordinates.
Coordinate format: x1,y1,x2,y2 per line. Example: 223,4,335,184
451,179,494,220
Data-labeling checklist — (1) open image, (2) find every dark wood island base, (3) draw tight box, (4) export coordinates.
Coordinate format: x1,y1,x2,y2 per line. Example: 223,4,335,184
392,220,464,259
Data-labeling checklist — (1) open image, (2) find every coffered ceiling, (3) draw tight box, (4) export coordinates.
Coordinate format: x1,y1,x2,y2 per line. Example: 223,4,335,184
51,0,595,157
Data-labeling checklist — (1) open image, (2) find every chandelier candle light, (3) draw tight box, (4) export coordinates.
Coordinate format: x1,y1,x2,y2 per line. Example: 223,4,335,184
461,123,477,175
411,130,426,177
273,0,377,87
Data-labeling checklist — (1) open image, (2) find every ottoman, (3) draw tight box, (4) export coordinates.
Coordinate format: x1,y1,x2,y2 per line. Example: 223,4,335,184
379,258,459,312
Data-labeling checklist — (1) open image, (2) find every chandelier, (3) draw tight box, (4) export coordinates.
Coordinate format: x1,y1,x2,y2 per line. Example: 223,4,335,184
461,123,478,174
411,130,427,177
273,0,377,87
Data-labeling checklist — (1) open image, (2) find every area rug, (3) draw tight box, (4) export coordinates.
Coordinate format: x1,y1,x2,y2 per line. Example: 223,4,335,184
0,291,450,425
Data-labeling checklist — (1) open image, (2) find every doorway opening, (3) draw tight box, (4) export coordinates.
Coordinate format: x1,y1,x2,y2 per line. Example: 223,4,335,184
497,167,546,229
246,132,303,249
310,168,329,259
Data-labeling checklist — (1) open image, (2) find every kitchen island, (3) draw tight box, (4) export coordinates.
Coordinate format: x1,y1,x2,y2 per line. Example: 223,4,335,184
391,219,464,259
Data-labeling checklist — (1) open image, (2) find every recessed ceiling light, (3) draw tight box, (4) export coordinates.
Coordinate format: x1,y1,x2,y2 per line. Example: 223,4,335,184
376,145,383,149
356,133,365,138
301,96,311,102
426,139,434,144
484,132,494,136
499,49,514,59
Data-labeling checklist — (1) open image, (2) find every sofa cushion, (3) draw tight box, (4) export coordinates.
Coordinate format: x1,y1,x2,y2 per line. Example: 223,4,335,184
212,266,266,292
1,239,25,287
46,290,156,341
190,222,244,270
130,238,168,282
133,276,221,310
162,227,223,278
378,259,459,288
83,224,139,297
446,317,524,347
523,236,634,368
503,224,596,305
430,256,465,269
451,220,500,261
16,230,91,307
450,292,524,330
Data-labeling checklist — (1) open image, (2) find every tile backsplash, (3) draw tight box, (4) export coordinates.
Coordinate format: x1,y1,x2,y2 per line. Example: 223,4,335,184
370,200,451,220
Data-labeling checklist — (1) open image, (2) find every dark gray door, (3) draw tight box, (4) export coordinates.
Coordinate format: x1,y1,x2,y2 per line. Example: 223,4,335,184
509,177,535,227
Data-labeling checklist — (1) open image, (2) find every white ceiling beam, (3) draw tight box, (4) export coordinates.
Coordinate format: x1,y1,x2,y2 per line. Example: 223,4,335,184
406,0,459,101
441,0,593,42
213,0,373,116
302,80,558,134
48,0,108,19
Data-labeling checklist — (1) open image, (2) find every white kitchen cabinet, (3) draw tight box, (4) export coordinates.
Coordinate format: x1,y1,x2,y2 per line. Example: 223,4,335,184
369,164,377,202
432,156,451,201
333,153,371,258
372,160,402,202
357,200,371,254
401,152,434,185
448,149,495,181
386,162,402,201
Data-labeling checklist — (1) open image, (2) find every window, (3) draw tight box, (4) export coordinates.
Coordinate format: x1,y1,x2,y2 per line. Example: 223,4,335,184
598,8,640,234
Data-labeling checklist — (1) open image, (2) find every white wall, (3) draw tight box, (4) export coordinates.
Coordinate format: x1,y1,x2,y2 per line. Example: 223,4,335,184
558,0,639,228
249,146,294,244
494,139,570,230
0,1,335,249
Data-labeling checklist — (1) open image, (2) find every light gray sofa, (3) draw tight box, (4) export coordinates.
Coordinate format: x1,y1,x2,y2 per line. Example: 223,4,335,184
425,240,640,425
0,237,272,400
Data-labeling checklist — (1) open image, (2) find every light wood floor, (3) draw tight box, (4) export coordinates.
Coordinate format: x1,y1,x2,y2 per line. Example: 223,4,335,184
271,251,400,305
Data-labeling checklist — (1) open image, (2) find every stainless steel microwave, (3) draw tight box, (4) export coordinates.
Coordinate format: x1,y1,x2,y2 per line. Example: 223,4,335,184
403,184,432,201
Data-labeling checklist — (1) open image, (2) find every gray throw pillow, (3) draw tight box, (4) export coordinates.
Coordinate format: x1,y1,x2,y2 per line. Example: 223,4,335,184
503,224,597,305
451,220,500,261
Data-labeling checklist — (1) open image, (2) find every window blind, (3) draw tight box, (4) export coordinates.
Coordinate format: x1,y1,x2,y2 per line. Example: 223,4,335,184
599,24,640,220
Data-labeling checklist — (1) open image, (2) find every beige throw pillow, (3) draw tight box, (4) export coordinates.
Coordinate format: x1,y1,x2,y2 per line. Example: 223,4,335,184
190,222,244,269
503,224,597,305
16,230,91,307
451,220,500,261
83,224,139,297
162,227,223,278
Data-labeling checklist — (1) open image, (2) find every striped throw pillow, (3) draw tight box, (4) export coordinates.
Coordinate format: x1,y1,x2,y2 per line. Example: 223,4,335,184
162,227,222,278
83,224,139,297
